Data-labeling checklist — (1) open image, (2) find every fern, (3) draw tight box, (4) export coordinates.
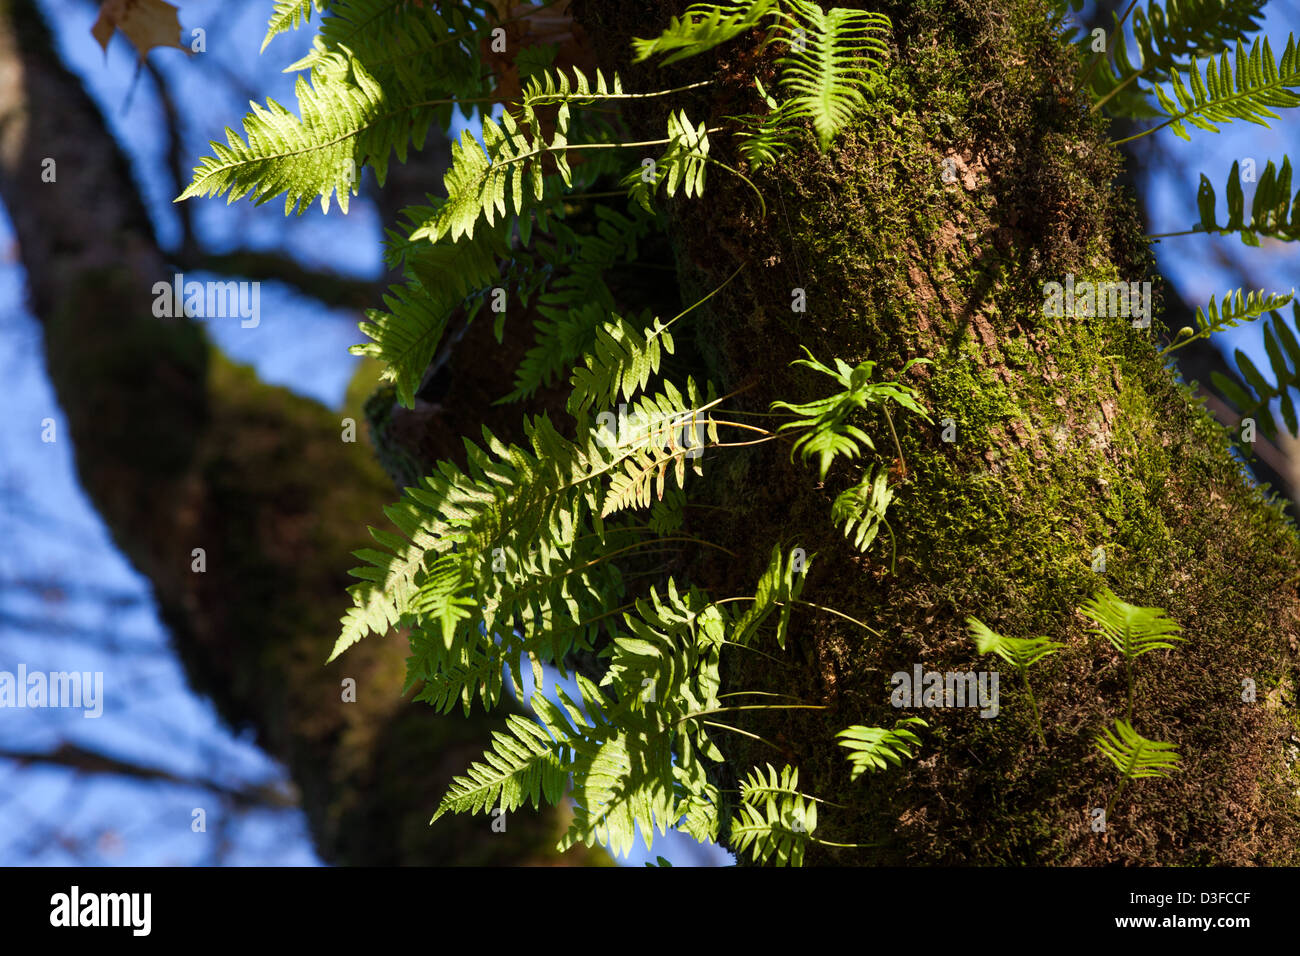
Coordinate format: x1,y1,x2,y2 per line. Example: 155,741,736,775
1136,34,1300,142
632,1,778,65
968,617,1061,746
1087,0,1268,120
1159,287,1294,357
729,763,817,866
732,545,809,649
1095,718,1180,818
568,314,676,415
773,349,929,480
770,1,891,149
1212,302,1300,440
624,110,712,211
1080,588,1185,659
836,718,926,781
432,710,571,821
263,0,328,52
1188,156,1300,245
830,465,893,557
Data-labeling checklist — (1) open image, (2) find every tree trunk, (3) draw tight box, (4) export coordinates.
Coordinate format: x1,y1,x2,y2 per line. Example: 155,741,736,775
566,0,1300,863
0,0,598,866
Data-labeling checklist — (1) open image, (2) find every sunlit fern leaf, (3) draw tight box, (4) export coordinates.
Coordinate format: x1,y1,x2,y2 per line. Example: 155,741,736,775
1095,719,1180,780
431,712,571,821
831,465,893,553
262,0,328,52
601,380,720,516
632,0,779,65
1079,587,1185,660
624,110,711,211
1193,157,1300,245
1150,34,1300,140
771,1,891,149
773,348,929,481
967,617,1063,670
568,313,675,416
836,718,926,781
729,766,817,866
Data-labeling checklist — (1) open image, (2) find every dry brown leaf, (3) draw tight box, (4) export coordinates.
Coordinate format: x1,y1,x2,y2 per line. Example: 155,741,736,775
92,0,186,59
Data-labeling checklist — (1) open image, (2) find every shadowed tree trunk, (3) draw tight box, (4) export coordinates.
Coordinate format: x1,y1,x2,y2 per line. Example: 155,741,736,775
0,0,600,866
553,0,1300,863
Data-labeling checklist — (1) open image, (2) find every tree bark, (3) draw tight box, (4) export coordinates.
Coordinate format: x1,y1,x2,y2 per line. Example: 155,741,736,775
0,0,598,865
563,0,1300,863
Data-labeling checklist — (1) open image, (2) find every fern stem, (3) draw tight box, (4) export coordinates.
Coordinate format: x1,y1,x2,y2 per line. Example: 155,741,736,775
793,600,883,637
1022,670,1047,748
681,704,828,723
1077,0,1140,93
1104,775,1130,821
1089,64,1148,114
663,263,746,331
718,639,794,667
718,691,807,701
723,787,848,809
881,404,907,480
699,720,784,752
812,838,882,849
526,79,714,107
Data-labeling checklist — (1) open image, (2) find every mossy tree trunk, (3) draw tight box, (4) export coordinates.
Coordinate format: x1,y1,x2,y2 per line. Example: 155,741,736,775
0,0,597,866
565,0,1300,863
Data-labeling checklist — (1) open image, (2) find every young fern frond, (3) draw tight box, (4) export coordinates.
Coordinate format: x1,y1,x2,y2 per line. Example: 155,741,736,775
1080,588,1185,659
836,718,926,781
968,617,1063,669
624,110,712,211
1159,287,1294,357
1116,34,1300,144
968,617,1060,746
773,349,929,480
1095,719,1180,818
1212,302,1300,439
1095,719,1181,779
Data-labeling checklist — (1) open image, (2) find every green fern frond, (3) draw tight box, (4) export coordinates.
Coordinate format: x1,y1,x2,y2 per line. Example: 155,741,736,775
648,487,687,534
1095,719,1180,780
178,49,443,214
262,0,327,52
1160,287,1294,356
773,349,929,480
350,277,456,408
836,718,926,781
729,763,817,866
432,712,571,821
733,545,810,649
1079,587,1185,659
1088,0,1268,119
1145,34,1300,141
568,313,675,415
967,617,1064,670
830,465,893,554
601,379,721,516
632,0,778,65
1190,157,1300,245
771,1,891,149
624,110,711,211
1212,302,1300,439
